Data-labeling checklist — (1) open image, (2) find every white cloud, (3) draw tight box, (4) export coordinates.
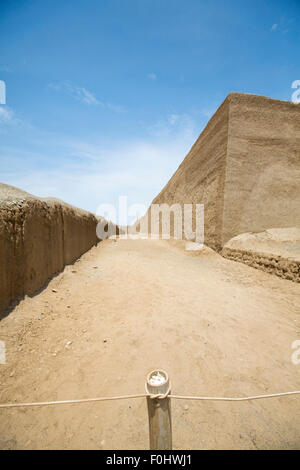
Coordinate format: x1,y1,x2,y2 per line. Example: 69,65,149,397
106,103,126,113
62,140,104,161
49,82,125,112
0,106,27,127
271,17,294,34
0,106,33,131
0,107,14,123
168,114,180,125
73,86,101,106
49,82,102,105
0,113,200,222
148,73,157,81
149,113,196,141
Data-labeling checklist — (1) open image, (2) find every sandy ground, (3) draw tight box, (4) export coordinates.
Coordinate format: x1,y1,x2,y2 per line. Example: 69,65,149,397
0,237,300,450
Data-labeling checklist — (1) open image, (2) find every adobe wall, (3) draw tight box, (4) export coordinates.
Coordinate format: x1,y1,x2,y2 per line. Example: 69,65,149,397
146,93,300,251
0,184,99,313
150,98,229,250
222,93,300,245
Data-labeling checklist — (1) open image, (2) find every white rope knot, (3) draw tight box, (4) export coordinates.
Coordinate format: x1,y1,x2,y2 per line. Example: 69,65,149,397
149,386,171,400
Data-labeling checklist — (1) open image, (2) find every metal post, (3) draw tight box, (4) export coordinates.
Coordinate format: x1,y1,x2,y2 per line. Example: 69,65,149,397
145,369,172,450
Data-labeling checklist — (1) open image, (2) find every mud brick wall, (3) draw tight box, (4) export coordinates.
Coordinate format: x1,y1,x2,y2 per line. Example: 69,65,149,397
0,184,99,313
147,93,300,250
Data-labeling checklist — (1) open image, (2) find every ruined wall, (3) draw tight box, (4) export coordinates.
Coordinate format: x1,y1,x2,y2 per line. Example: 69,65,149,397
150,98,229,250
221,228,300,283
0,184,99,313
222,93,300,245
147,93,300,250
222,247,300,283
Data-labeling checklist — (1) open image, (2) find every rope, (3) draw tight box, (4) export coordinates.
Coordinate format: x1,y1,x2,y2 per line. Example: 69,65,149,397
0,390,300,409
0,394,148,409
146,381,171,400
169,390,300,401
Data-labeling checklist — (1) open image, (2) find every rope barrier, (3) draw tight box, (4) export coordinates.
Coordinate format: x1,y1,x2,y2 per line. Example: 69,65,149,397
0,390,300,409
0,394,148,409
169,390,300,401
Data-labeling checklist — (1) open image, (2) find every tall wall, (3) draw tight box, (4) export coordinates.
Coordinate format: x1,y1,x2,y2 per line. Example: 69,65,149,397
222,93,300,245
151,98,229,250
146,93,300,250
0,184,99,313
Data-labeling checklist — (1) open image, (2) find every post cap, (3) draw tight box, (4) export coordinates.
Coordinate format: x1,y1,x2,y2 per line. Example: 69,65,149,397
146,369,169,394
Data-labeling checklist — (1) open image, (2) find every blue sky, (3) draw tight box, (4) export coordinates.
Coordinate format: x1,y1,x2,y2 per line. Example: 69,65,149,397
0,0,299,222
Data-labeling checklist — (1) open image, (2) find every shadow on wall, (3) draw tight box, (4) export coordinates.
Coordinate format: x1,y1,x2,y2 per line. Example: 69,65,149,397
0,183,118,314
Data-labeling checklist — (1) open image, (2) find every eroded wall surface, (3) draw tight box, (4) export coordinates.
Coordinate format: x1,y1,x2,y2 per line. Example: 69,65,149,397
0,184,98,313
146,93,300,251
222,93,300,245
149,98,229,250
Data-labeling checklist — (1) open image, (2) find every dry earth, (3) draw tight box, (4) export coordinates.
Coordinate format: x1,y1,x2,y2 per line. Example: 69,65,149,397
0,237,300,449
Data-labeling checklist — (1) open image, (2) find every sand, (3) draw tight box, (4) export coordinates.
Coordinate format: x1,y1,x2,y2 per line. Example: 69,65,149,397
0,237,299,449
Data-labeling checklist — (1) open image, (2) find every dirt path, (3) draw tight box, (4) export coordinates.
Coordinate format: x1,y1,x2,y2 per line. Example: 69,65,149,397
0,238,300,449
